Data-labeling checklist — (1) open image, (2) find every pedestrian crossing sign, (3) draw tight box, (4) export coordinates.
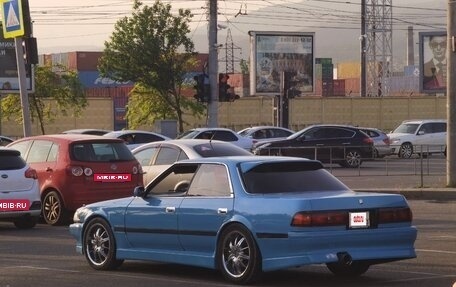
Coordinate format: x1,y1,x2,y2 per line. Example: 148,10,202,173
1,0,24,38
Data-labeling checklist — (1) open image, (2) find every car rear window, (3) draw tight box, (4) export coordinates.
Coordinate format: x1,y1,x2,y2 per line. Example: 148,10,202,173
71,142,135,162
0,151,26,170
193,142,251,157
241,161,348,194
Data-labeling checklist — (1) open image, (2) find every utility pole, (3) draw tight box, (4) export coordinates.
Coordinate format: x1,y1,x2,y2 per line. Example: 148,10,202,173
447,0,456,187
360,0,366,97
207,0,218,127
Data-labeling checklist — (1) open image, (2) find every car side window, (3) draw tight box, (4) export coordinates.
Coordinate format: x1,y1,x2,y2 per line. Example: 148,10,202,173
303,128,325,139
9,140,31,159
213,131,238,142
187,164,231,197
47,143,59,162
432,123,446,133
331,128,355,138
419,123,432,134
147,164,197,196
155,147,180,165
273,129,292,137
27,140,53,163
135,133,164,144
134,146,159,166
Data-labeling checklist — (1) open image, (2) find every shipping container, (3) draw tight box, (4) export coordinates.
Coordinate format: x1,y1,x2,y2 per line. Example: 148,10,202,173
78,71,133,88
337,61,361,79
333,79,346,96
84,86,133,98
316,58,332,65
68,51,103,71
344,78,360,96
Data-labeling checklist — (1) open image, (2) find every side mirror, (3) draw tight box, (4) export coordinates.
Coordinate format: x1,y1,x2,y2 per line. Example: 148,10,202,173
133,186,146,197
418,130,425,135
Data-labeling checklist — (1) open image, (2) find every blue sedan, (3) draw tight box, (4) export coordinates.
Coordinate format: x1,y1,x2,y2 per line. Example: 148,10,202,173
69,156,417,284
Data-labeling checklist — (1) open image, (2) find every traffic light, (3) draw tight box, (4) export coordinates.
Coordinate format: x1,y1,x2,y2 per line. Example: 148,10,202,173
23,37,38,65
193,73,210,103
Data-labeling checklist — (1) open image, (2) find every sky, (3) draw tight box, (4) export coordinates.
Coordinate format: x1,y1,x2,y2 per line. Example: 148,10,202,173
3,0,448,66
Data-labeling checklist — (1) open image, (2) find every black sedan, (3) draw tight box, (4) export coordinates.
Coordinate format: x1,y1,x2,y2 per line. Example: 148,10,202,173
252,124,374,168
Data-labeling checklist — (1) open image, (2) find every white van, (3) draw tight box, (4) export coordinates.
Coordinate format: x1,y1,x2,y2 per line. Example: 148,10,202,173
388,119,446,158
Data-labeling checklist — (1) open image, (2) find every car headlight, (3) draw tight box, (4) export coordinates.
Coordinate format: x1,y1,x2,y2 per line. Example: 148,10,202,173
390,139,401,145
72,206,91,223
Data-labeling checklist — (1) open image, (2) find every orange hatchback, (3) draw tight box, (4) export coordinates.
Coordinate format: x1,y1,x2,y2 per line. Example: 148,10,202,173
8,134,143,225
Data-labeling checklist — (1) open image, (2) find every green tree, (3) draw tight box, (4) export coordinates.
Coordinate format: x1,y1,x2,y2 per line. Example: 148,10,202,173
0,64,86,135
98,0,204,133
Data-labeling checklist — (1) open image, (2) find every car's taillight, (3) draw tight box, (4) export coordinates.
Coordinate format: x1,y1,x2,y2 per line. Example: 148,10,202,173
378,207,412,224
363,137,374,144
383,137,390,145
291,211,348,227
69,166,83,176
132,164,142,175
68,166,93,177
24,167,37,179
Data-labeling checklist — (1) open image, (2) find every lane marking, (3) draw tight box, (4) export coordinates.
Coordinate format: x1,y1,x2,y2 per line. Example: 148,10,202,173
417,249,456,255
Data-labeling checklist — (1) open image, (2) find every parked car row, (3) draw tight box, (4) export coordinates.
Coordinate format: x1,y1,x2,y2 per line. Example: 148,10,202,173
0,120,446,229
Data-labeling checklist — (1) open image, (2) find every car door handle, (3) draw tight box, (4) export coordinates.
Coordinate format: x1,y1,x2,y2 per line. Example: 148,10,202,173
316,144,324,146
165,207,175,213
342,142,351,145
218,208,228,214
46,167,53,172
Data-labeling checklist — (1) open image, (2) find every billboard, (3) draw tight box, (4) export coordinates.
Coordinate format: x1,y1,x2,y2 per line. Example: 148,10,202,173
0,23,33,94
249,31,315,95
419,31,446,93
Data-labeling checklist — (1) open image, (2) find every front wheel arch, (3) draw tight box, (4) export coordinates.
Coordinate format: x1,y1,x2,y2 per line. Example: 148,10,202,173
82,217,124,270
398,142,413,158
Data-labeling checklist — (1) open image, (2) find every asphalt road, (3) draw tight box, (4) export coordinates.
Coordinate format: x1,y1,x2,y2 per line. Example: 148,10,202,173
0,200,455,287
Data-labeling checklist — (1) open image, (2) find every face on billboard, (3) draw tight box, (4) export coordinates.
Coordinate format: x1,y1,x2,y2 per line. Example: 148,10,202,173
254,34,314,94
421,32,446,93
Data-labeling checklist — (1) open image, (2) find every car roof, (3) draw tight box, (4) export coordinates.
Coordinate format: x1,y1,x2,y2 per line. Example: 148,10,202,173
131,139,246,152
176,155,322,171
104,130,170,138
62,128,111,134
401,119,446,124
239,126,294,132
188,127,235,132
10,134,124,143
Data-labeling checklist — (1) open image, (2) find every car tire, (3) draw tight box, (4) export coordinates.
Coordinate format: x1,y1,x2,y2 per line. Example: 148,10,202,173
340,149,362,168
13,216,38,229
399,143,413,158
83,218,124,270
42,191,68,226
326,261,370,277
217,224,261,284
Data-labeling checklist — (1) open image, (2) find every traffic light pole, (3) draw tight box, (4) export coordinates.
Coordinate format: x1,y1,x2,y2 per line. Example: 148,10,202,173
15,37,32,137
207,0,218,127
447,0,456,186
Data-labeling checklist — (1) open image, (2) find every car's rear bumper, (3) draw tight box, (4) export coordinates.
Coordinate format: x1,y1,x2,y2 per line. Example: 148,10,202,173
258,225,417,272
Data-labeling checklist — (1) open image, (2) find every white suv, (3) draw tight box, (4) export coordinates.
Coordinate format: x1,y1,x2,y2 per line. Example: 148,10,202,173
0,148,41,229
388,119,446,158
